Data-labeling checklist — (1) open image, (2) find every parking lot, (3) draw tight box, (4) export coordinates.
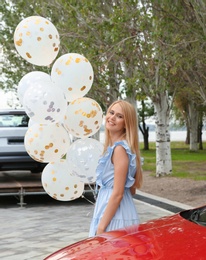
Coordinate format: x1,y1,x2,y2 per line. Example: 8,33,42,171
0,171,192,260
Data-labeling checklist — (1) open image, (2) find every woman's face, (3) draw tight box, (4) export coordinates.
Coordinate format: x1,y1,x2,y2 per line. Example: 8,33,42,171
105,103,125,134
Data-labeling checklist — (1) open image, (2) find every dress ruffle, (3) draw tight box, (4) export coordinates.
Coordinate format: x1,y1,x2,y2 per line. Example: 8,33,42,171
96,140,136,188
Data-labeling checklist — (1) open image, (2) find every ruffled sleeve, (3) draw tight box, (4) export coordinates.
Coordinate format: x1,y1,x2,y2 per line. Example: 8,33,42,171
96,140,136,188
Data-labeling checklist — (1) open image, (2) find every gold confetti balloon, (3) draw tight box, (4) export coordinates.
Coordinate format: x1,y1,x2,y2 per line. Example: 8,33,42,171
41,159,84,201
63,97,103,139
51,53,94,102
14,16,60,66
24,123,70,163
66,138,104,183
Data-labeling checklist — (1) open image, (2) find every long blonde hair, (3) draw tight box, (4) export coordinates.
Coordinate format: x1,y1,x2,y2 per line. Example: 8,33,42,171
103,100,143,189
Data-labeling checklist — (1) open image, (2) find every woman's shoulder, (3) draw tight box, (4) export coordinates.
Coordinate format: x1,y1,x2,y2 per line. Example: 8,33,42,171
101,141,128,160
112,140,136,161
112,140,129,150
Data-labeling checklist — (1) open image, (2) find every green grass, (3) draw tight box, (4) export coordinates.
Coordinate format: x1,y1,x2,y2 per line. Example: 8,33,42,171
140,141,206,181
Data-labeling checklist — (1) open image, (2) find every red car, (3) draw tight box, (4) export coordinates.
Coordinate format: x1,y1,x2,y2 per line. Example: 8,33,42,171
44,205,206,260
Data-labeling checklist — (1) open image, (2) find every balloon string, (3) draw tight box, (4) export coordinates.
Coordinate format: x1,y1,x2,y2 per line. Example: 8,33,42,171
81,194,95,205
82,183,98,205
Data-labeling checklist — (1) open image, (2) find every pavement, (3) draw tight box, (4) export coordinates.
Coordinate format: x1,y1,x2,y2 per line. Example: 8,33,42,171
0,190,192,260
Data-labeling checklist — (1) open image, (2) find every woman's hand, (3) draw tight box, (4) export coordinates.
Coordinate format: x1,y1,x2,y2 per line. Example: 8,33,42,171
96,225,105,235
130,184,136,195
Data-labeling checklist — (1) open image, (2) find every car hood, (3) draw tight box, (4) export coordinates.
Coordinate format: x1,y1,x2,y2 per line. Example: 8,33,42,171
45,213,206,260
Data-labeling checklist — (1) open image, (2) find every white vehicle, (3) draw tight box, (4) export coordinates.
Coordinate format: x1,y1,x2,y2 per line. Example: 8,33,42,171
0,109,46,173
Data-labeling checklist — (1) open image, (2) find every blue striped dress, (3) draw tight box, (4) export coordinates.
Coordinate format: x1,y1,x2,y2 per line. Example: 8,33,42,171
89,140,140,237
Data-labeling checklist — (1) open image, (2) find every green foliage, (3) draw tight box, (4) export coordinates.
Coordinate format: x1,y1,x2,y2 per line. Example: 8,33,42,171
1,0,206,108
141,141,206,180
1,0,145,104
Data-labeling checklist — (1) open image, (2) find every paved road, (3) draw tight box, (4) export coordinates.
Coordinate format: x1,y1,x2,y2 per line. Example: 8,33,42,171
0,191,192,260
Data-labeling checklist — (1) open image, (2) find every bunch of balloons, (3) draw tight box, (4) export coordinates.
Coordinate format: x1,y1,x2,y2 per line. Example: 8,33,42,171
14,16,104,201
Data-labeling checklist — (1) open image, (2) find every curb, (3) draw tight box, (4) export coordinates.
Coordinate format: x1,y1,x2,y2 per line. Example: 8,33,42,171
134,190,192,213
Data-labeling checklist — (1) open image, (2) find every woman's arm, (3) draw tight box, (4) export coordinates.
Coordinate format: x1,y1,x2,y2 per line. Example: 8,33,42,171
96,145,129,235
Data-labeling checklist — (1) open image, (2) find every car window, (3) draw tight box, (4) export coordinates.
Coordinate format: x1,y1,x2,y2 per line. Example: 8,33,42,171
0,114,29,127
181,206,206,227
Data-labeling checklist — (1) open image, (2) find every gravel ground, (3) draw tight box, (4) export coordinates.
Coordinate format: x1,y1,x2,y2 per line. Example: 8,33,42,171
140,171,206,207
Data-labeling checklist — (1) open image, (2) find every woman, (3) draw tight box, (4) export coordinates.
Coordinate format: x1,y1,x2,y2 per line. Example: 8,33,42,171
89,100,143,237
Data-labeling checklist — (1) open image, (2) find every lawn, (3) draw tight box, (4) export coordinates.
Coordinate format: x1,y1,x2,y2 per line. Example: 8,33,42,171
140,141,206,181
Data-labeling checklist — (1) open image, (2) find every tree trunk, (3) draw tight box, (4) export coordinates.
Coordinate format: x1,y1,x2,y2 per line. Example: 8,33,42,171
143,127,149,150
198,111,203,150
188,101,199,151
138,100,151,150
198,124,203,150
154,91,172,177
139,122,149,150
185,124,190,145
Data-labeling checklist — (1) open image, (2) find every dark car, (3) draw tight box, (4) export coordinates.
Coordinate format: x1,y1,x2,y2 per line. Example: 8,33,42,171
0,109,46,173
44,204,206,260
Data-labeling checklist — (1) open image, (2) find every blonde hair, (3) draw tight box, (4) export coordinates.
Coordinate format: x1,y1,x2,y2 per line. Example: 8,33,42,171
103,100,143,188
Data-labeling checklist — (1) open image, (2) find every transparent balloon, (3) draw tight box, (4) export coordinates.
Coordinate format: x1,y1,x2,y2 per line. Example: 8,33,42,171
23,79,67,125
18,71,51,105
51,53,94,102
66,138,104,183
42,159,84,201
24,123,70,163
63,97,103,139
14,16,60,66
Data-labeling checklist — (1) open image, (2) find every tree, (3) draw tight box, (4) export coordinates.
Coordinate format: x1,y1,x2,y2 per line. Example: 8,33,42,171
167,0,206,151
138,99,155,150
1,0,205,178
146,0,206,167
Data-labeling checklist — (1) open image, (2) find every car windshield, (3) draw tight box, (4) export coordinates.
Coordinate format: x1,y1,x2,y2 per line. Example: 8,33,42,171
0,114,29,127
181,206,206,227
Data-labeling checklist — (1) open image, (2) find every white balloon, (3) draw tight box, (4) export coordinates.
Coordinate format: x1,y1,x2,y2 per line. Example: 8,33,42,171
28,118,36,127
42,159,84,201
23,80,67,125
24,123,70,163
14,16,60,66
63,97,103,138
51,53,94,102
66,138,103,183
18,71,51,104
